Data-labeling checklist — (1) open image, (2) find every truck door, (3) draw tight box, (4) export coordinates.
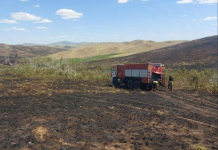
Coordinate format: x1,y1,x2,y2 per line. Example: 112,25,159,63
117,66,123,78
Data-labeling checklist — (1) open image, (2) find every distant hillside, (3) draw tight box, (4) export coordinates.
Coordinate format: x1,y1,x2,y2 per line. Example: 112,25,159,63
49,41,89,46
88,35,217,70
49,40,186,59
21,43,45,46
0,44,67,63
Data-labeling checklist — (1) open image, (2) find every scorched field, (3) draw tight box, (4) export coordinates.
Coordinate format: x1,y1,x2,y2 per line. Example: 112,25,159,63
0,66,217,150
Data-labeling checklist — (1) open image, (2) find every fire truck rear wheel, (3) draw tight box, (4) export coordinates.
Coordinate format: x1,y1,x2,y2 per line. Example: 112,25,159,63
127,79,134,89
133,80,140,89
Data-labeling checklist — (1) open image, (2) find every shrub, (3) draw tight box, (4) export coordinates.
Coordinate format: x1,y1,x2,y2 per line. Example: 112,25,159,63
9,56,111,82
5,56,218,95
166,68,217,95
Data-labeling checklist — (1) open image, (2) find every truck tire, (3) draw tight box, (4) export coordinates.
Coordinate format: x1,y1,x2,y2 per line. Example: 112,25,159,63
112,78,119,88
127,79,134,89
134,80,140,89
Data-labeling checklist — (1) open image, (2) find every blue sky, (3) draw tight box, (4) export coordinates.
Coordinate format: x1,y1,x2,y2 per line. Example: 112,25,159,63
0,0,217,44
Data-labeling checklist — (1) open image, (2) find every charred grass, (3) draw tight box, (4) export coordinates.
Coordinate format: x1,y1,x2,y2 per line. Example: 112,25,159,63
0,63,217,149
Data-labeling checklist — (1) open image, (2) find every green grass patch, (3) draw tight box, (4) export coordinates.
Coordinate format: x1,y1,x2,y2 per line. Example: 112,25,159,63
67,53,122,64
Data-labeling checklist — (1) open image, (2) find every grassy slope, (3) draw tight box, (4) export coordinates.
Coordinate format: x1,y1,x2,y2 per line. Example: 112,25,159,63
49,40,186,59
86,35,217,70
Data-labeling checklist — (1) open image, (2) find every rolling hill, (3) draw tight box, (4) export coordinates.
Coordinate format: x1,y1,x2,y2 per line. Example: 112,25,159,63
49,40,186,59
0,44,67,63
87,35,218,70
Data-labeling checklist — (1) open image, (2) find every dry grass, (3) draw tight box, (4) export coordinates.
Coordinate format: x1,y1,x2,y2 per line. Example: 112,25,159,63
0,44,67,64
2,56,217,95
5,56,111,82
49,40,186,59
32,126,49,141
193,145,207,150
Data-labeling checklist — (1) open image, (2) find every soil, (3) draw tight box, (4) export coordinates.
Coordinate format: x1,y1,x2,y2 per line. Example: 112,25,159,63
0,75,217,150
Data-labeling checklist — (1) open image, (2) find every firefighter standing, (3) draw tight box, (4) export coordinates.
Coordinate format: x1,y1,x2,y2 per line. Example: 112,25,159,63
168,76,173,90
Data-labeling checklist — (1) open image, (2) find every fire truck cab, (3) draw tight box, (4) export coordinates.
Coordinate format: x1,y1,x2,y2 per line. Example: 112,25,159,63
111,62,165,90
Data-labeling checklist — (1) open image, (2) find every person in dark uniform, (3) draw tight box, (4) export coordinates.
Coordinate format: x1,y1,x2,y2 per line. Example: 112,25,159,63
168,76,173,90
169,76,173,82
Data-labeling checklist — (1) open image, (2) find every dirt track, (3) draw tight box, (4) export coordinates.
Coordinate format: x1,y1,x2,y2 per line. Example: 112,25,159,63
0,75,217,150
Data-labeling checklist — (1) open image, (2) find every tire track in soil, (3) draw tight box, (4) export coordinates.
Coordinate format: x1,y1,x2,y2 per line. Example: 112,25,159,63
162,90,218,111
83,93,216,118
78,92,218,127
154,91,218,128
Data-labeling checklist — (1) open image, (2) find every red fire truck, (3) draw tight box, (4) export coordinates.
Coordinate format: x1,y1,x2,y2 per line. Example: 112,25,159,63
111,62,165,90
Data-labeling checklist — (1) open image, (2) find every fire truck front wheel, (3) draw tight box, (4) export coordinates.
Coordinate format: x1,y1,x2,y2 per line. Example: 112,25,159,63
112,78,119,88
127,79,134,89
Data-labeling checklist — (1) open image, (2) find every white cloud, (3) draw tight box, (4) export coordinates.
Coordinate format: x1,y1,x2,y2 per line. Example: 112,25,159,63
203,16,217,20
34,19,52,23
197,0,218,4
177,0,217,4
11,12,41,21
177,0,193,4
118,0,129,3
0,19,17,24
36,27,48,29
56,9,83,19
34,5,40,8
20,0,28,1
142,0,148,1
57,36,68,38
5,27,26,31
193,17,217,21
